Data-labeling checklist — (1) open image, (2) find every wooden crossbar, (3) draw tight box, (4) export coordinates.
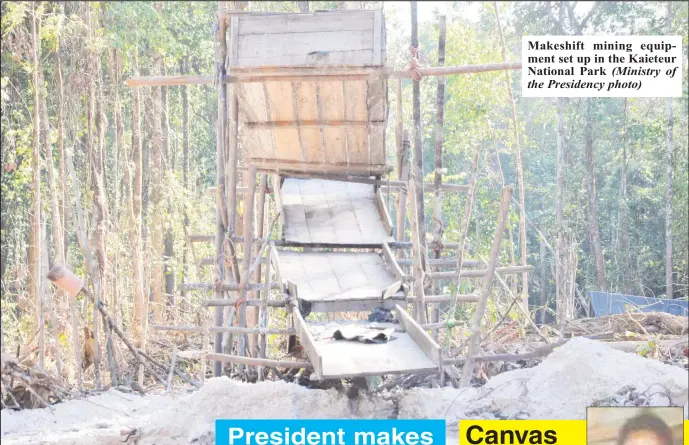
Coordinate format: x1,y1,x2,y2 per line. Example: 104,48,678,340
125,62,522,87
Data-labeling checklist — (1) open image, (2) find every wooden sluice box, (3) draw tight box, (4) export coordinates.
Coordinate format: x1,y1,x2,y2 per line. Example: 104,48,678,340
235,10,440,380
229,10,389,177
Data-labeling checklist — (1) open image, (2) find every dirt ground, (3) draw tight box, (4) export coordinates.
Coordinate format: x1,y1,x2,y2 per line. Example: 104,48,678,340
1,337,687,445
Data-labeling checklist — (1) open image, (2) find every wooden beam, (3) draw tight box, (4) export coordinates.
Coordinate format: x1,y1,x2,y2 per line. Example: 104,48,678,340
409,294,479,304
461,186,513,387
427,265,535,280
203,298,285,307
382,242,405,280
292,304,323,379
151,324,294,335
125,62,523,87
206,352,312,370
397,259,480,268
395,304,440,363
183,282,280,292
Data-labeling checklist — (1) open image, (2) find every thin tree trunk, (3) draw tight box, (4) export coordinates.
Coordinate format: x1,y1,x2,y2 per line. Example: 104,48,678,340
130,49,147,386
56,24,82,389
29,2,44,370
152,56,164,323
180,57,190,308
431,15,446,329
584,99,608,291
618,98,630,294
555,1,567,329
494,2,528,310
665,2,674,298
162,71,175,306
432,15,446,257
410,0,428,324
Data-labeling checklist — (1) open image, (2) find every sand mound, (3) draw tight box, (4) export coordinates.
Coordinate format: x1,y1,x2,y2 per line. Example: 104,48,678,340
140,377,395,444
398,337,689,422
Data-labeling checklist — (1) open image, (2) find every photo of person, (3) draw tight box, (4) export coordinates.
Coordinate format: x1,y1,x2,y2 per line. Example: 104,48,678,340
588,407,684,445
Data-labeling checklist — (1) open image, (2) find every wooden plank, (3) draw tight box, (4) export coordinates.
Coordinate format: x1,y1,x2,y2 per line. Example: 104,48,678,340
278,250,399,304
264,81,302,163
252,160,390,176
394,304,440,363
237,52,376,69
373,11,382,65
236,31,373,67
293,81,325,167
292,305,323,378
382,242,404,280
317,81,347,165
343,81,369,164
376,189,394,236
269,242,284,292
230,16,239,67
237,12,374,35
281,178,392,245
307,321,436,379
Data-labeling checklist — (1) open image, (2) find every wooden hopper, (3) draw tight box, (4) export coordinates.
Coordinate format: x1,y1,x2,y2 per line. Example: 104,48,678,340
229,10,389,177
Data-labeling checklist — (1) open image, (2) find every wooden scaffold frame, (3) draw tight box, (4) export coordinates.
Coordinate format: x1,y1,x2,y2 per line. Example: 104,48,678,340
120,4,533,386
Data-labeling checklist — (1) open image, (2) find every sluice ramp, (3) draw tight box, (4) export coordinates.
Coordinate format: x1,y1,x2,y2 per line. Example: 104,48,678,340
275,177,441,380
280,178,394,245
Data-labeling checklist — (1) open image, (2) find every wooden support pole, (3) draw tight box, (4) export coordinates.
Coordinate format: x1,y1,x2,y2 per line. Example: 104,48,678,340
408,179,427,324
249,174,267,358
432,15,447,340
185,282,280,292
213,0,229,378
201,317,208,384
395,77,407,252
460,186,513,387
433,15,447,260
258,244,271,381
410,0,427,278
397,132,411,256
237,166,256,360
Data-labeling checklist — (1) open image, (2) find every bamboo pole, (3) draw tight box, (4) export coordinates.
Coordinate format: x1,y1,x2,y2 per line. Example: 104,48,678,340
206,353,312,370
124,62,523,87
152,325,293,335
213,0,229,378
201,317,208,384
237,166,257,361
258,245,271,381
396,132,411,257
408,179,427,323
410,1,427,283
185,282,280,292
432,16,447,338
460,186,513,387
249,174,267,357
426,265,534,280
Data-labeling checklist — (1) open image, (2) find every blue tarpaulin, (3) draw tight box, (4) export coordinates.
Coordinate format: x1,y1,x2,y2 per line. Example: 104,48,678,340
589,291,689,317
